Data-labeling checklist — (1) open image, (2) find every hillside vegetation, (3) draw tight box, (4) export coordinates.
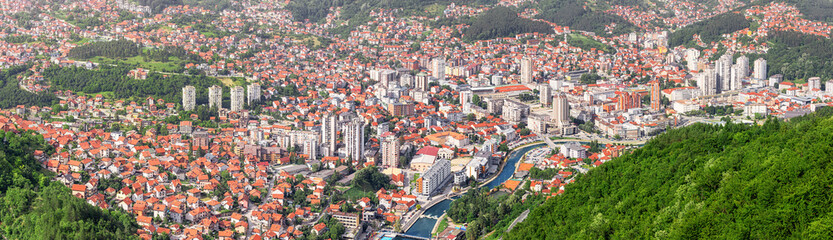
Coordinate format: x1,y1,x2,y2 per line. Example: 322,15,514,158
535,0,636,36
0,64,58,109
773,0,833,23
509,108,833,239
464,7,553,41
748,30,833,80
68,39,140,60
135,0,236,13
669,12,751,47
44,65,222,104
0,130,138,239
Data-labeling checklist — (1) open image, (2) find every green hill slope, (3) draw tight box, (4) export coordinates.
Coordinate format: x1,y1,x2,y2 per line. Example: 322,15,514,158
0,130,138,239
535,0,636,36
464,6,554,41
748,31,833,81
668,12,751,47
508,108,833,239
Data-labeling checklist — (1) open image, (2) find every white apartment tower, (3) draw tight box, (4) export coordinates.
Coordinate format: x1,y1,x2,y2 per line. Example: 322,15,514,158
380,134,400,168
521,57,533,84
826,80,833,94
230,86,245,112
432,57,445,81
699,65,718,96
208,85,222,109
247,83,261,104
808,77,822,91
344,118,365,161
320,114,338,156
415,73,430,91
301,136,319,160
753,58,767,80
730,64,743,91
182,85,196,111
716,54,732,92
736,55,750,79
538,84,552,106
552,93,570,127
420,159,451,196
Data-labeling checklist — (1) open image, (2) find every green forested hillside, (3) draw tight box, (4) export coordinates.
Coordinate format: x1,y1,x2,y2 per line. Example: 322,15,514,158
68,39,140,60
288,0,494,23
669,12,751,47
535,0,636,36
0,64,58,109
747,31,833,80
464,7,553,40
762,0,833,23
135,0,236,13
44,65,223,104
0,130,138,239
508,108,833,239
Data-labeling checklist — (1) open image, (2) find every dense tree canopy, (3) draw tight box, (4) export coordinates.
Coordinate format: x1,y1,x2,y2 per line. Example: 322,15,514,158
447,187,547,240
0,130,138,239
535,0,635,36
350,166,392,192
44,65,223,104
68,39,140,60
288,0,493,23
508,108,833,239
464,6,554,41
669,12,750,47
747,30,833,80
135,0,236,13
762,0,833,23
2,34,35,44
0,64,58,109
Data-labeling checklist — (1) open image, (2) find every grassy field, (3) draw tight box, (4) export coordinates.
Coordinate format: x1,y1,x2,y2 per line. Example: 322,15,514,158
88,55,183,73
568,33,614,53
342,187,374,201
302,36,321,47
425,4,446,16
70,37,92,45
433,217,449,237
218,77,236,86
218,77,247,87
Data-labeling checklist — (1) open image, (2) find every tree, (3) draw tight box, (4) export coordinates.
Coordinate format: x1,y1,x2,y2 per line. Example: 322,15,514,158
580,73,602,85
350,166,392,192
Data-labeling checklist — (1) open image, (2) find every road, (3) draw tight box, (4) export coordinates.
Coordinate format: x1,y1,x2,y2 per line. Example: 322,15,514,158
505,209,530,233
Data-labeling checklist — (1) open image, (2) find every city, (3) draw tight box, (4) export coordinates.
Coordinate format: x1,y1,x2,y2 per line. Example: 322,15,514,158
0,0,832,240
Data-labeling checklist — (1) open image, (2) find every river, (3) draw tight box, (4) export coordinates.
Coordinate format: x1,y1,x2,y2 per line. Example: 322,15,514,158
399,142,548,239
